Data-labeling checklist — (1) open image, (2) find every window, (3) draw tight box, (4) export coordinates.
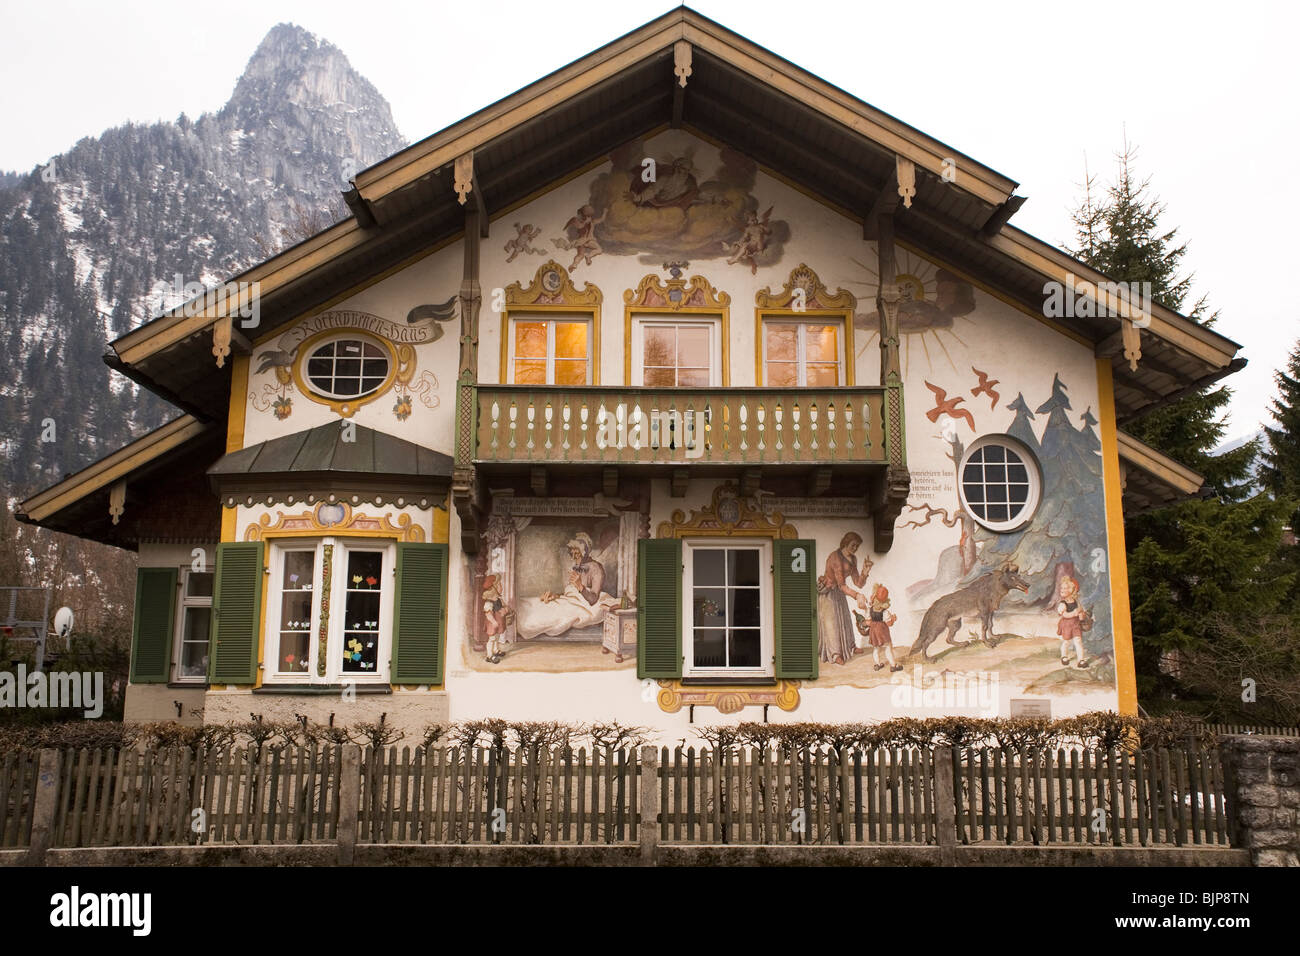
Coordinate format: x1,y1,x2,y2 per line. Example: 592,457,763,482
174,569,213,682
264,538,396,683
683,539,773,676
958,436,1042,532
762,320,844,386
631,317,720,386
509,317,590,384
304,337,390,399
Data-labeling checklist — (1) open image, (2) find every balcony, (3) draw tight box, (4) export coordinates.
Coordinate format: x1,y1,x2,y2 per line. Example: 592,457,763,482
473,386,891,467
453,383,909,553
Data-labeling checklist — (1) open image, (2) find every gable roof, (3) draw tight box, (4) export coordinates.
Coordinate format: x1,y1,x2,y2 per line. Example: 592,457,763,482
106,6,1241,427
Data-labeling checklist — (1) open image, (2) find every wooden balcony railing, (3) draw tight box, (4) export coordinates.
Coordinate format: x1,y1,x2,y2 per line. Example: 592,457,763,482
472,386,890,466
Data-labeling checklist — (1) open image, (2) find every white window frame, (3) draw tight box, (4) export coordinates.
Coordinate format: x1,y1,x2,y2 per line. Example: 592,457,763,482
302,333,391,400
506,314,593,385
172,568,214,684
760,318,846,386
957,434,1043,533
263,537,397,685
682,537,774,678
630,315,722,387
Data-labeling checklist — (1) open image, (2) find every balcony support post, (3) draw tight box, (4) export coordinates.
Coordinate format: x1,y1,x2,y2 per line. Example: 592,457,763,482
872,201,910,553
740,467,762,499
603,466,619,498
453,205,484,553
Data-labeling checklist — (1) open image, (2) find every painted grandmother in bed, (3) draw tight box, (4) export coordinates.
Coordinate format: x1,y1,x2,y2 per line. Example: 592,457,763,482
514,532,619,640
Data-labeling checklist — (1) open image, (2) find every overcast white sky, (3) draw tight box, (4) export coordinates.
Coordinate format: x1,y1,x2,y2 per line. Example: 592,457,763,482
1,0,1296,439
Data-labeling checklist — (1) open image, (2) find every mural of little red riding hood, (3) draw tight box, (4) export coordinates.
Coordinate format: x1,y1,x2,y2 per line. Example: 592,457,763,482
1056,576,1092,669
513,531,619,642
855,584,902,673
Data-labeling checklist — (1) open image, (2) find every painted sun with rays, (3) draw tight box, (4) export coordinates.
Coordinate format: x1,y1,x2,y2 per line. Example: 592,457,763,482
848,249,977,375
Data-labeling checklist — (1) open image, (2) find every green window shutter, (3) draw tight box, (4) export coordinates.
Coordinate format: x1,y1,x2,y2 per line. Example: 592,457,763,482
637,537,682,679
209,542,264,685
774,539,818,680
392,543,448,685
130,567,177,683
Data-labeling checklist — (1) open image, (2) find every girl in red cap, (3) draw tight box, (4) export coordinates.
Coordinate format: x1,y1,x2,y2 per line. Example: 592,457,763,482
1056,576,1090,669
856,583,902,673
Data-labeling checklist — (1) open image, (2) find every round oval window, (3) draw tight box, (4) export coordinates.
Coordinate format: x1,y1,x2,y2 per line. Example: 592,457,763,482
304,338,390,399
958,436,1041,533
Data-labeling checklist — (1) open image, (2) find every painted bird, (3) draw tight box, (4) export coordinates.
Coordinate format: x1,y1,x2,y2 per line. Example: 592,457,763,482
970,366,1000,410
255,345,298,374
924,381,975,431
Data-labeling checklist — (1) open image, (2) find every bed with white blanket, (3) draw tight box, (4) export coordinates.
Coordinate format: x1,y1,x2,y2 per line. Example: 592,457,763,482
514,585,619,641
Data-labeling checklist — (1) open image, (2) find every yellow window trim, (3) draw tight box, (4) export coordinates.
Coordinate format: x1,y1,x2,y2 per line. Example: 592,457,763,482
755,309,855,387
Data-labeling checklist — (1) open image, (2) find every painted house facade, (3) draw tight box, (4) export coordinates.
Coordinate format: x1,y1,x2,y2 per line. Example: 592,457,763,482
18,10,1241,740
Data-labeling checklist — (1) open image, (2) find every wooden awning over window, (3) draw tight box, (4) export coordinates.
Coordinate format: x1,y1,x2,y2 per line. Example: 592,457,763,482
207,421,454,509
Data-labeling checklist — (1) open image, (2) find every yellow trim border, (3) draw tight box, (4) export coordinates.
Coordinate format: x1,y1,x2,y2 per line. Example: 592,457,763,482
1097,359,1138,716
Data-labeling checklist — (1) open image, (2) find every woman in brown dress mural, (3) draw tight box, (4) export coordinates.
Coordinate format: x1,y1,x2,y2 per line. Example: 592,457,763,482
817,532,870,664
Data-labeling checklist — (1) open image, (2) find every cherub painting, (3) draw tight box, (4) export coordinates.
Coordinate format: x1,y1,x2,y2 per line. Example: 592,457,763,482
504,222,545,263
721,206,773,274
552,205,605,270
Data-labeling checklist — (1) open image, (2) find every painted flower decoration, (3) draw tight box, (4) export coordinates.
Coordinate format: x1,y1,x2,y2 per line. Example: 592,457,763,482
273,395,293,420
393,394,413,421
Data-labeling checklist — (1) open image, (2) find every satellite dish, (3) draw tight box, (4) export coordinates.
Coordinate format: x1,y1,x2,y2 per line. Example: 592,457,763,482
53,607,74,639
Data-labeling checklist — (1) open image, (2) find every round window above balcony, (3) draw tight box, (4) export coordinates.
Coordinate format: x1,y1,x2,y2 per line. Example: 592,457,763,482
303,336,390,400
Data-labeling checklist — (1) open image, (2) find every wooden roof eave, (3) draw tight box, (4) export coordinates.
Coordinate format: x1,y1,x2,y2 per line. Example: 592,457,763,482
987,226,1241,369
352,8,1017,210
1117,429,1205,499
16,416,215,525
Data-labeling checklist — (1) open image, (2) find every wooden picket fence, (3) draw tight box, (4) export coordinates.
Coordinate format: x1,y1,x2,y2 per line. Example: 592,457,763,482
359,745,639,844
45,744,346,847
0,751,39,847
0,741,1234,850
951,746,1229,847
656,745,935,844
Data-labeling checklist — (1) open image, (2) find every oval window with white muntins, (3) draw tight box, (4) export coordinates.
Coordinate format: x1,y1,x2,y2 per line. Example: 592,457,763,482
304,337,390,399
958,435,1041,532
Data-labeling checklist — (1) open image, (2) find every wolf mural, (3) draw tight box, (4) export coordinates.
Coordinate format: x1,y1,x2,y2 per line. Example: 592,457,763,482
904,372,1116,695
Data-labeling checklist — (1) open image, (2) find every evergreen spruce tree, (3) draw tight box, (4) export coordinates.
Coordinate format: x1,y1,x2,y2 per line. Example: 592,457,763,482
1070,142,1296,703
1262,339,1300,516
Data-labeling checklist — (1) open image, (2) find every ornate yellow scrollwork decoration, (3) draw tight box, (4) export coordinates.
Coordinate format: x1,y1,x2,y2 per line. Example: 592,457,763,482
755,263,856,311
656,679,801,714
657,482,799,540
